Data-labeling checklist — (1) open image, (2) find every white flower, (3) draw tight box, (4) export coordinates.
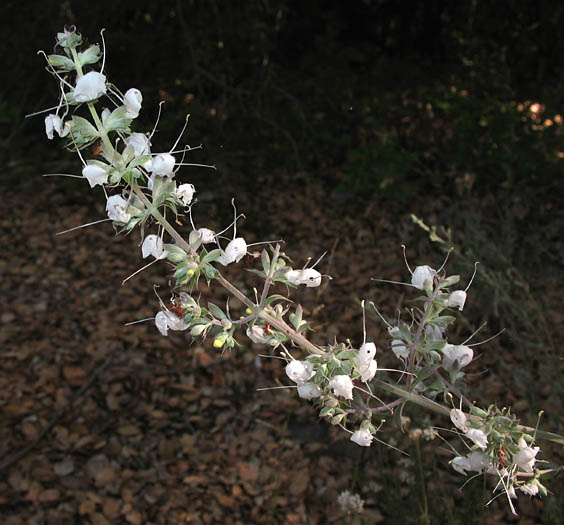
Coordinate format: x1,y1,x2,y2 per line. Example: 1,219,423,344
520,482,539,496
285,268,322,287
451,456,471,475
44,114,70,139
125,132,151,156
337,490,365,514
358,360,377,382
106,195,131,223
141,235,168,259
328,375,354,400
356,343,377,381
246,325,267,344
285,360,314,385
175,183,195,206
450,409,469,433
514,438,539,473
217,237,247,266
442,344,473,370
357,342,376,367
197,228,216,243
465,428,488,450
74,71,107,102
446,290,467,311
155,309,188,336
467,451,490,472
411,265,436,290
350,429,373,447
150,153,176,176
123,88,142,119
425,324,444,342
391,339,409,359
297,382,322,400
155,311,170,336
82,163,108,188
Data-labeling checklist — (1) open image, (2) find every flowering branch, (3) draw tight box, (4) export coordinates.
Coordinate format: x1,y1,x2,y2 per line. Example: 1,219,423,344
35,26,563,513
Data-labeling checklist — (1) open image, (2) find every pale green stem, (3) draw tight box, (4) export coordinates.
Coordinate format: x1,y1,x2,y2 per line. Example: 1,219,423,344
70,47,115,154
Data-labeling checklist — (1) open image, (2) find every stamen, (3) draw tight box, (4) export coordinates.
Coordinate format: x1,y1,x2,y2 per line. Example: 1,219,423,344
246,239,284,247
310,250,327,269
124,317,155,326
169,144,203,154
437,247,454,273
42,173,84,179
122,258,160,284
175,162,217,170
25,104,62,118
149,101,165,140
361,300,367,344
100,28,107,73
56,218,111,235
464,262,480,292
169,114,191,154
368,301,393,329
401,245,412,274
371,278,416,288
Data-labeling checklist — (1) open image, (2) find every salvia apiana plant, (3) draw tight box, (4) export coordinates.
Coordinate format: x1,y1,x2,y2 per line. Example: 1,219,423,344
33,27,563,515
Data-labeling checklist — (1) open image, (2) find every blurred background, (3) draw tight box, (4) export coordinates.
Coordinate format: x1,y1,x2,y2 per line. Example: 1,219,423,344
1,1,563,523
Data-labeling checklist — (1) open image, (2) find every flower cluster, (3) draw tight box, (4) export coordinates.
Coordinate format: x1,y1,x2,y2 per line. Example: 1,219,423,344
38,27,559,515
449,405,545,508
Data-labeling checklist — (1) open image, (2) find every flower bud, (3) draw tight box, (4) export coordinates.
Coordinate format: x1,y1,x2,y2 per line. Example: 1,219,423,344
213,333,228,348
123,88,142,119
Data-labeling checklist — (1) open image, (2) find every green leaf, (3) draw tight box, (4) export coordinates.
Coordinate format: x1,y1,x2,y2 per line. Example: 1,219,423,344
264,294,290,306
319,407,334,418
48,54,76,72
165,245,188,264
77,45,101,67
102,105,132,134
289,304,303,330
261,249,271,274
439,275,460,289
208,302,227,320
202,249,223,264
432,315,456,327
